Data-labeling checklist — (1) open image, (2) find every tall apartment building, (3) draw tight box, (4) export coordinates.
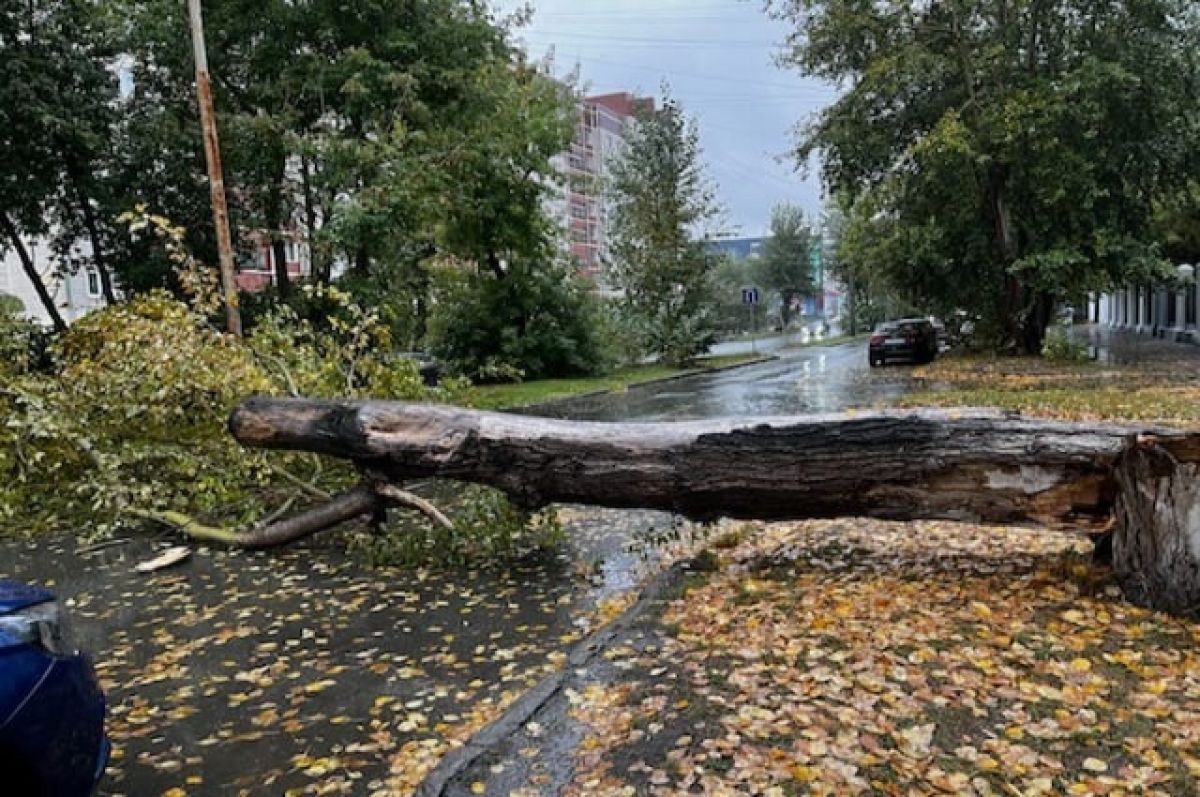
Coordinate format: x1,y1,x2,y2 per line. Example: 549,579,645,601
549,92,653,289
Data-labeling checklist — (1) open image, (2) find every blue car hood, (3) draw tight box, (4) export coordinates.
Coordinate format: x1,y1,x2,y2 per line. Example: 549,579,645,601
0,580,54,616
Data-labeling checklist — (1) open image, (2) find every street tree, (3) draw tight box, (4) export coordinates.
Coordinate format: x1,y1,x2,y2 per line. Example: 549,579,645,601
608,94,722,365
1156,183,1200,265
771,0,1200,352
756,203,816,328
0,0,122,330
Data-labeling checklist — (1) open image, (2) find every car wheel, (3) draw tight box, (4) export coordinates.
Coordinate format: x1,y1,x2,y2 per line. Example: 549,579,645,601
869,356,881,368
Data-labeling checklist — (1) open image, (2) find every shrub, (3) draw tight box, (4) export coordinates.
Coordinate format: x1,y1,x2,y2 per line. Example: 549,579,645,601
428,258,611,382
1041,327,1091,362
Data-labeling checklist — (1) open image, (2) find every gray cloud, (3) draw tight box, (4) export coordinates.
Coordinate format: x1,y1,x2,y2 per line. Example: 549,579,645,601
492,0,838,236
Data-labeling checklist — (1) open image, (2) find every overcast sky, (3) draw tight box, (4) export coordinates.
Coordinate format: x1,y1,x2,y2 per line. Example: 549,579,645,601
490,0,839,238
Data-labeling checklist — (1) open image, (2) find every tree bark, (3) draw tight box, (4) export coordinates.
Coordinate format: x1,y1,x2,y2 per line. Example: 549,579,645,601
229,399,1200,530
1112,435,1200,617
78,194,118,305
227,399,1200,614
63,160,117,305
300,155,328,283
267,153,292,298
1,213,67,332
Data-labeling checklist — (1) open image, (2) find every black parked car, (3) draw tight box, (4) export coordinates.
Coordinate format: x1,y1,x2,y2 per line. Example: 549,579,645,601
868,318,938,367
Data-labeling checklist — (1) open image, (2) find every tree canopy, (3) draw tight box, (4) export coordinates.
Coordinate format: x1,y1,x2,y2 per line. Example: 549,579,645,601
608,94,722,365
773,0,1200,351
756,203,817,326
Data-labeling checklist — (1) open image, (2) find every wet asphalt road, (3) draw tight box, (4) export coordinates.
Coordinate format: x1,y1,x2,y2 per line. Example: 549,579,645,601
0,336,927,796
534,337,920,421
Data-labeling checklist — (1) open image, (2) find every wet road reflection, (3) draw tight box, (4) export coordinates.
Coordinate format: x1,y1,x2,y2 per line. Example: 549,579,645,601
529,339,924,422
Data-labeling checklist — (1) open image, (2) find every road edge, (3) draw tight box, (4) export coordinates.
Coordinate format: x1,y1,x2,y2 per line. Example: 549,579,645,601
413,560,688,797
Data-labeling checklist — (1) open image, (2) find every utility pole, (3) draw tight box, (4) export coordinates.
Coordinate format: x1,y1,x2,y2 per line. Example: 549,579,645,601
187,0,242,337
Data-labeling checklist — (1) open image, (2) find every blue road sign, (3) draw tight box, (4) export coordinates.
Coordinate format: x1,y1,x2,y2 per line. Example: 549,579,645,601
742,287,760,306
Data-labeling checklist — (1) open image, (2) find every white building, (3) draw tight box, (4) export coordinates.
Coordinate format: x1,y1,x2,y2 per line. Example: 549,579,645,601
1090,265,1199,343
0,239,109,326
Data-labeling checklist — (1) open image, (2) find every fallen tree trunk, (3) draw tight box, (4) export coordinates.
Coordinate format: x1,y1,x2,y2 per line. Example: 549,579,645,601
228,398,1200,615
232,399,1150,528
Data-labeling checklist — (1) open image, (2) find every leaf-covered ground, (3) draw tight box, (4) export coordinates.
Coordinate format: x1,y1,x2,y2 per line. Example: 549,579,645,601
0,507,677,797
901,334,1200,423
544,520,1200,797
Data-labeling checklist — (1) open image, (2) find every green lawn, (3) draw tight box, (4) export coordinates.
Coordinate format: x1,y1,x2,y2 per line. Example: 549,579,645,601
469,353,764,410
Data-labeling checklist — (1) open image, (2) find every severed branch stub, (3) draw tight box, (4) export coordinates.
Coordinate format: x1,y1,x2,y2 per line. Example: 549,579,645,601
227,398,1200,616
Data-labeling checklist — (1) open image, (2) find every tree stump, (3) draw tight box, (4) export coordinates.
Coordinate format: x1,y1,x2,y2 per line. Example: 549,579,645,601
1113,435,1200,617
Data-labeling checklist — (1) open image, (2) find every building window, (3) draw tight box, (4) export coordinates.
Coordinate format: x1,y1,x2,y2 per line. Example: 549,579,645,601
570,203,587,219
286,240,299,263
85,268,101,298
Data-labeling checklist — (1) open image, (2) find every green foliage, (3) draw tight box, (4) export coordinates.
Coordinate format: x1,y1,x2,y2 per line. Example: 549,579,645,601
756,204,817,326
428,258,611,383
0,297,39,377
0,292,275,537
1040,327,1090,363
115,0,575,333
608,93,722,366
0,0,122,327
1155,183,1200,264
773,0,1200,352
710,255,761,337
352,486,565,569
0,277,463,540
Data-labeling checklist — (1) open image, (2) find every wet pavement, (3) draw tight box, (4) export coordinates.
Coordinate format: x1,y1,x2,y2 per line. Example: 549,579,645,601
1072,323,1200,366
0,514,676,797
532,337,918,421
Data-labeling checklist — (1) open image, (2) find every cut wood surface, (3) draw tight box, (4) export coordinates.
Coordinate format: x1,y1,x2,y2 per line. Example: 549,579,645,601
229,398,1195,529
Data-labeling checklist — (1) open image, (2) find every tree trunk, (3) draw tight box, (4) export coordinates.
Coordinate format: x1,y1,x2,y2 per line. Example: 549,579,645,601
228,399,1200,615
1112,435,1200,617
230,399,1192,529
300,156,328,284
1022,289,1053,355
79,195,118,305
272,237,291,298
1,213,67,332
267,155,292,298
63,161,118,305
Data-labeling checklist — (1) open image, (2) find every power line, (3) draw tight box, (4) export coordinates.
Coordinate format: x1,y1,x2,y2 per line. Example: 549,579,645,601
523,29,780,47
526,49,824,94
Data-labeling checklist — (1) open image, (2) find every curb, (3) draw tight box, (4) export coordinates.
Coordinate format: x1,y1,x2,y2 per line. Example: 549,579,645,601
414,561,687,797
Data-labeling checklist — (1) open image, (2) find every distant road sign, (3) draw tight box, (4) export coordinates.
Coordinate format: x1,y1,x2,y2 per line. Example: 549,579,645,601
742,287,760,306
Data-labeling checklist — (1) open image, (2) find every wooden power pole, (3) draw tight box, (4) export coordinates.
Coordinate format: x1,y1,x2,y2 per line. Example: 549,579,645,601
187,0,242,337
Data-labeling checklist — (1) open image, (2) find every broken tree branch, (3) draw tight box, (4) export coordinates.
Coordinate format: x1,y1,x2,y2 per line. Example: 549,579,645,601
374,484,455,531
